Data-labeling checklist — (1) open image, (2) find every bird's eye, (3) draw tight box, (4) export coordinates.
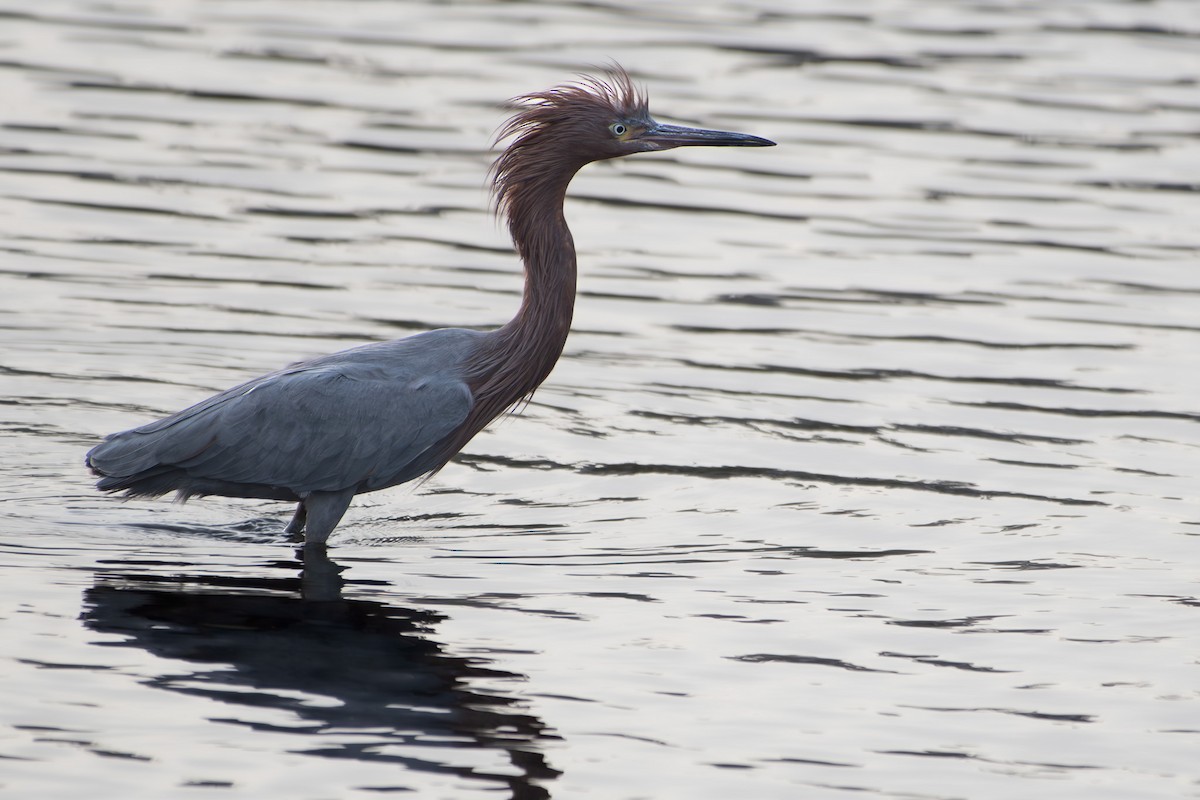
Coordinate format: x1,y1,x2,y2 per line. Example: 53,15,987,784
610,123,628,138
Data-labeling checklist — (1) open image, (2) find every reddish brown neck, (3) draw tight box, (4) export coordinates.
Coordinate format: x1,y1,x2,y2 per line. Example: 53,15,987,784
464,162,580,427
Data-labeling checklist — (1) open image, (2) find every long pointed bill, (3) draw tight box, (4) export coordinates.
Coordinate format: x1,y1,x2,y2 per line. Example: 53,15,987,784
639,122,775,150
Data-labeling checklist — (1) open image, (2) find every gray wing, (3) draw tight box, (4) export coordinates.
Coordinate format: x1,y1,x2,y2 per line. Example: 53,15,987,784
89,332,479,494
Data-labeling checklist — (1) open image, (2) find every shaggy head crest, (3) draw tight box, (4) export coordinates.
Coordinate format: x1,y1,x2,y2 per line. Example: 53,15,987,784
495,66,647,145
491,65,649,220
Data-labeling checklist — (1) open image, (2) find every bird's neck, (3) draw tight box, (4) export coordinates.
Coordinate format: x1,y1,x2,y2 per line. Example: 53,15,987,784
504,176,578,351
467,165,579,412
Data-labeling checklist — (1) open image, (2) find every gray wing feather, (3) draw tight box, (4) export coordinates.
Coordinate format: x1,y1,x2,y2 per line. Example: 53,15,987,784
89,331,480,493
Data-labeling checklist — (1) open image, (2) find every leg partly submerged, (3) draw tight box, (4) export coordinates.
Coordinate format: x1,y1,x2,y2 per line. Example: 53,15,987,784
284,503,307,538
286,488,356,547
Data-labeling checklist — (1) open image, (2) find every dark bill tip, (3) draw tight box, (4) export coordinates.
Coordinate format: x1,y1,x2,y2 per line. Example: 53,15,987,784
641,122,776,149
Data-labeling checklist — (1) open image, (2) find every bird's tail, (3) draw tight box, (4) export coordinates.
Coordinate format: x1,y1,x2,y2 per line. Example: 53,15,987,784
92,468,185,498
86,436,183,499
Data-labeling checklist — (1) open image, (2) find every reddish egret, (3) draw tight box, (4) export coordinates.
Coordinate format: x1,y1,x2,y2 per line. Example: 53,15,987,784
86,66,774,546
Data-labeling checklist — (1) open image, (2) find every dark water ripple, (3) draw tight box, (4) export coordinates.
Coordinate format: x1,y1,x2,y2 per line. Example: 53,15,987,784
2,1,1198,798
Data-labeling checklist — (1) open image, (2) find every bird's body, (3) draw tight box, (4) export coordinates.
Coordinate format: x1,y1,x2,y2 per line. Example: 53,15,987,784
91,330,481,501
87,65,773,546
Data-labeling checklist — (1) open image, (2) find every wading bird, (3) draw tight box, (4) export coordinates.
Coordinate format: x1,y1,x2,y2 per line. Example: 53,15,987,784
86,66,774,547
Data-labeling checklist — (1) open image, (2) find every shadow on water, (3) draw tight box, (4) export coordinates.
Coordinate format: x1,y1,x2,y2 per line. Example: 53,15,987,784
79,548,560,799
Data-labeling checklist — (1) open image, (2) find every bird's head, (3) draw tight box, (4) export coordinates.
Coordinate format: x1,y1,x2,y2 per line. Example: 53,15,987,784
491,65,773,218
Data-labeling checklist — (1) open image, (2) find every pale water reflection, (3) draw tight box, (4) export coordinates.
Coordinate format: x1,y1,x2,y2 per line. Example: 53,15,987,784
2,1,1199,799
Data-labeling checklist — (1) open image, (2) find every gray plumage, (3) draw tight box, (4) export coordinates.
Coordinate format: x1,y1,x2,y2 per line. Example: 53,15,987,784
86,65,773,547
88,331,482,543
90,331,479,498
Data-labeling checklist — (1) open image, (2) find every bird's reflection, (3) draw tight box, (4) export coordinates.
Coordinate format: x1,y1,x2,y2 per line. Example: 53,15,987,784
80,548,559,799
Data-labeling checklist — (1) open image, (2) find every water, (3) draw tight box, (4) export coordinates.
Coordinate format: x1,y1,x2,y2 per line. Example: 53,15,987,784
2,1,1198,798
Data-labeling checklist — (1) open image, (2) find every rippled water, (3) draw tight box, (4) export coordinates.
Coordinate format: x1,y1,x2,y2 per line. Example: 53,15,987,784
2,1,1198,798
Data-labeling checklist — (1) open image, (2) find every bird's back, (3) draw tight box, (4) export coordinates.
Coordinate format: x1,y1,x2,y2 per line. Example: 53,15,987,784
87,329,486,502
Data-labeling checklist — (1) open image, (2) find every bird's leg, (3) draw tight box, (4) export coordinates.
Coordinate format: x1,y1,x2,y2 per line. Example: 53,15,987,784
284,502,307,539
301,488,355,548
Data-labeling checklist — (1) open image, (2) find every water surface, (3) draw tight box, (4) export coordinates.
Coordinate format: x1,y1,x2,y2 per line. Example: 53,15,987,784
2,1,1198,798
